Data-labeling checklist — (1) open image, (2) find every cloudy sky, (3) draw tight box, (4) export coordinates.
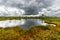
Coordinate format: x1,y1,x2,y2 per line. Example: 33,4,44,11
0,0,60,16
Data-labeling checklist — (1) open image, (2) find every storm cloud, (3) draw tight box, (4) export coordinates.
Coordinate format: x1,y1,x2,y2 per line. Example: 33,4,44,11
0,0,60,15
0,0,54,15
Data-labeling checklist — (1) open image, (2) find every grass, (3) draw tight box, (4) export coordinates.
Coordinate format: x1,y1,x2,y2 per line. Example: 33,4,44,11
0,17,21,20
0,16,42,20
0,16,54,20
43,17,60,27
0,16,60,40
0,25,60,40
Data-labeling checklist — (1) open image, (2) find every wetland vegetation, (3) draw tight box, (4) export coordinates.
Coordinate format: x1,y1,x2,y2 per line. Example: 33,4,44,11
0,16,60,40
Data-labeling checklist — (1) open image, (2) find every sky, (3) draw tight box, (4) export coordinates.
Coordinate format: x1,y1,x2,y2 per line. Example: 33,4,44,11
0,0,59,28
0,0,60,16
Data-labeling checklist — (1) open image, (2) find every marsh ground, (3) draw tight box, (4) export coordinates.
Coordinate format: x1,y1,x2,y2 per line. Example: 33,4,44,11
0,17,60,40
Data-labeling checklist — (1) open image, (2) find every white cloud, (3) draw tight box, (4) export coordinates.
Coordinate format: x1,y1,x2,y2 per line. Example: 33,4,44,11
0,5,25,16
38,0,60,16
49,0,60,10
47,0,60,16
0,0,59,16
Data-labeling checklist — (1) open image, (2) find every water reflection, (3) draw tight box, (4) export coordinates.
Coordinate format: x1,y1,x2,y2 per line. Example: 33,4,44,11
0,19,47,29
20,19,47,29
0,19,25,28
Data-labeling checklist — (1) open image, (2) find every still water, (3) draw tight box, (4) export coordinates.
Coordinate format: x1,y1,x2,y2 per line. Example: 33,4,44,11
0,19,47,29
20,19,47,29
